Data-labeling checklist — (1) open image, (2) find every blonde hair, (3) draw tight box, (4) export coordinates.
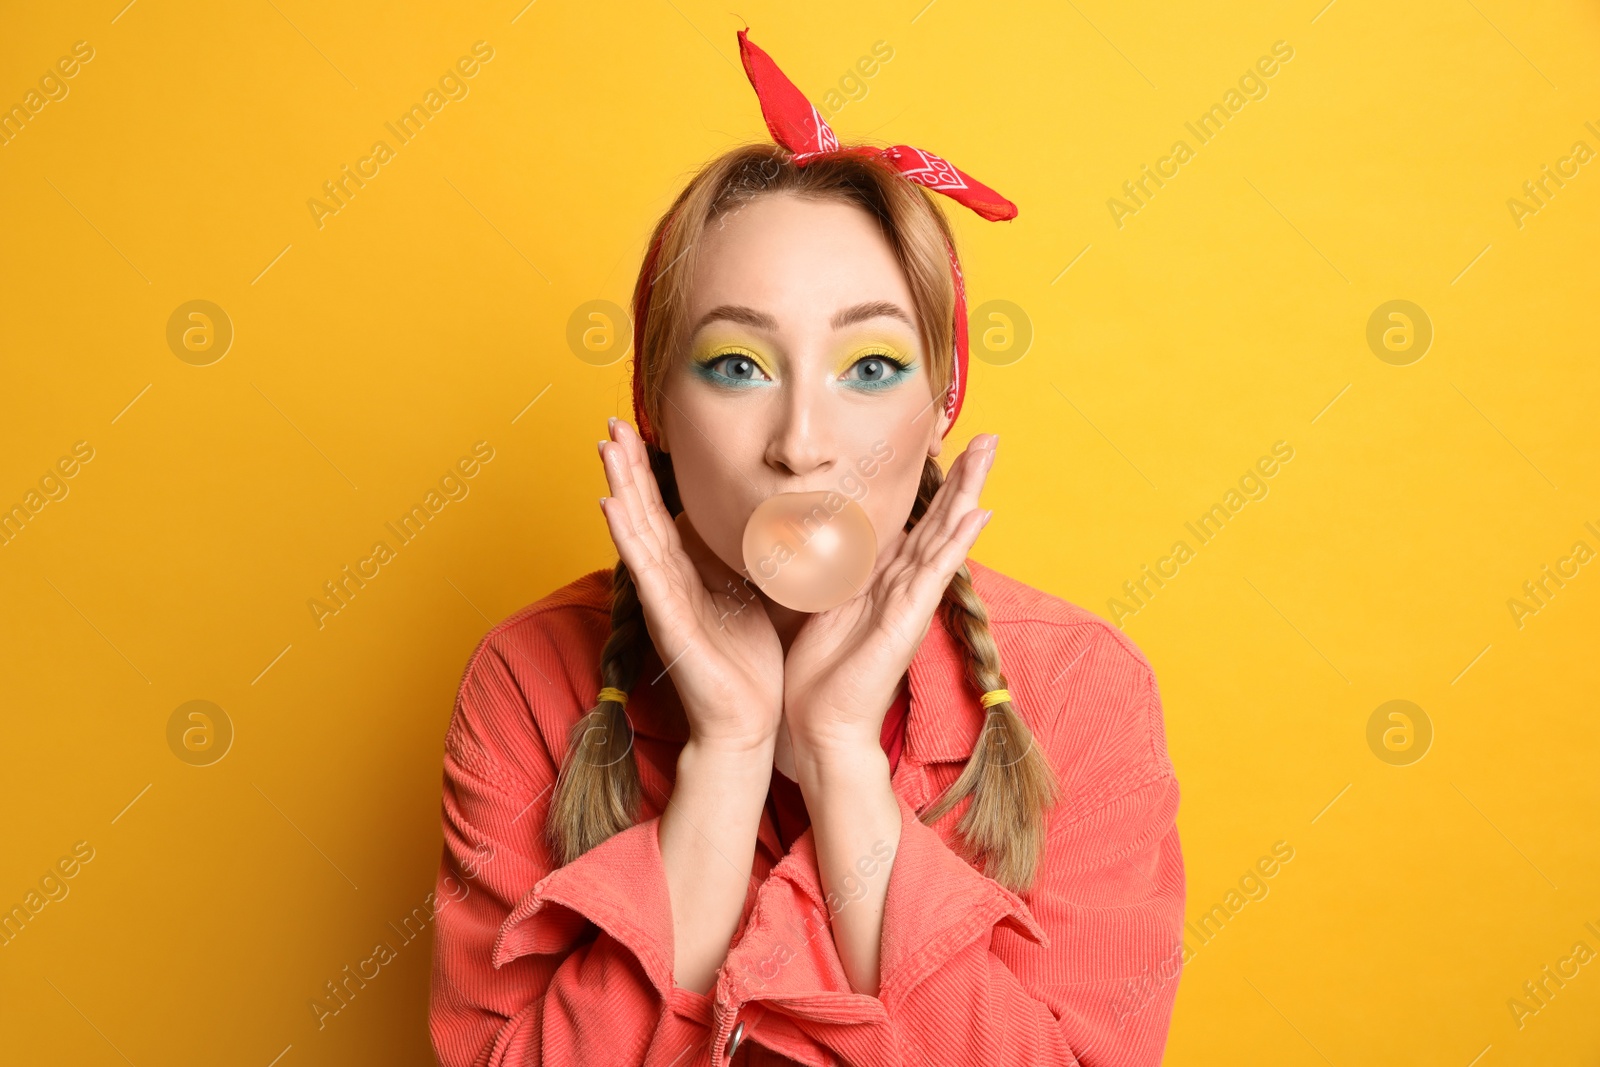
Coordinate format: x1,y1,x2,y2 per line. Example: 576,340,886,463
547,144,1058,892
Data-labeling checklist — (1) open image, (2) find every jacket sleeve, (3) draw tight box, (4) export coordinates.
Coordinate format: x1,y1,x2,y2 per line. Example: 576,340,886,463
711,661,1185,1067
427,638,716,1067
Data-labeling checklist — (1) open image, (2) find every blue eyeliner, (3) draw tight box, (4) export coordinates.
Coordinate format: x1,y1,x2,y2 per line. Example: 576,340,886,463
691,352,774,389
839,353,917,392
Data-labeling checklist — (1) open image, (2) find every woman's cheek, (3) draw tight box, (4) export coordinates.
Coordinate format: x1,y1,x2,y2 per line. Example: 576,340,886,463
863,448,923,553
667,427,764,570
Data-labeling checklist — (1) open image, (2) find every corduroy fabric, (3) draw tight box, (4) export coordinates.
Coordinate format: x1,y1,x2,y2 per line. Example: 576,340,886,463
429,560,1185,1066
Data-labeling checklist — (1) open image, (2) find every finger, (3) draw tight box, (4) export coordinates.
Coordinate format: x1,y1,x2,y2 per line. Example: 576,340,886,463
916,434,993,540
598,495,664,588
908,507,991,607
611,422,701,606
604,425,729,623
598,439,663,567
612,418,681,552
899,440,993,590
599,496,706,649
908,435,995,554
940,435,997,530
870,436,993,637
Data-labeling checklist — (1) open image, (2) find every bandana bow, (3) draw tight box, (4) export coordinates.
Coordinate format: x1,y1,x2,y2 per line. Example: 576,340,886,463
630,27,1018,444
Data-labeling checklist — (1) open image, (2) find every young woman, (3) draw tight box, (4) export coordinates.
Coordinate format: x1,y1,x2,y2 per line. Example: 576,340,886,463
430,29,1184,1067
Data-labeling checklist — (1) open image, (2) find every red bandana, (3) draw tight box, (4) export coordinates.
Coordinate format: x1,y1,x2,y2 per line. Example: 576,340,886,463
630,27,1018,444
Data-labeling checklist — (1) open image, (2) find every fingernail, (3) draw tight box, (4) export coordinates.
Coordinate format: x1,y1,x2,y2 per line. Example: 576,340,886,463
597,440,608,456
599,496,608,509
608,416,617,431
981,509,994,526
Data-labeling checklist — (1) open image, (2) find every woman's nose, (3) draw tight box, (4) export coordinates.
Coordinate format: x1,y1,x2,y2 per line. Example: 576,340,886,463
764,380,835,479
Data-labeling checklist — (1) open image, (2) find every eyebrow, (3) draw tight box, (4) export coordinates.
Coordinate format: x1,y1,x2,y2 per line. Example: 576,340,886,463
691,300,916,335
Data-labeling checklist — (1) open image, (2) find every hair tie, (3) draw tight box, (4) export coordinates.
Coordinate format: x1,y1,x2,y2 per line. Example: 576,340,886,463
596,687,629,707
980,688,1011,710
629,27,1018,446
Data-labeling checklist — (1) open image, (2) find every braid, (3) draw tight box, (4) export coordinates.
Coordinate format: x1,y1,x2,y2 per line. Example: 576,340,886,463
546,561,648,864
546,444,683,865
911,458,1059,892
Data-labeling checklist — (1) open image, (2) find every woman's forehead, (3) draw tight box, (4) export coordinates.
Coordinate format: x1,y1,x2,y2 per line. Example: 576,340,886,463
689,193,914,328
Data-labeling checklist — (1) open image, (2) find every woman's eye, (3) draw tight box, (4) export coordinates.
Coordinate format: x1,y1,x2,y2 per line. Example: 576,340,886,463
711,354,767,381
843,354,907,384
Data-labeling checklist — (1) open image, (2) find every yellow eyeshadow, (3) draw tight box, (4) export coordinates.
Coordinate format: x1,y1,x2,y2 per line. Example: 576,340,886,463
832,343,908,377
688,336,912,379
693,342,776,378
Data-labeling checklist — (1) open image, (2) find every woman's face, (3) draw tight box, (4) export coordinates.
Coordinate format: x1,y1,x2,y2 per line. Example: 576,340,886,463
656,191,949,583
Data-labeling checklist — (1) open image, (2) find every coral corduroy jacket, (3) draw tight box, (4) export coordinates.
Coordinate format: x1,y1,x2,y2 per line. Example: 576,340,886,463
429,560,1185,1066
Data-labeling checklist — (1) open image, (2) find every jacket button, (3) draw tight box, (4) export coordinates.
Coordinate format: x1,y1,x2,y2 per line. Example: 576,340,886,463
726,1019,745,1059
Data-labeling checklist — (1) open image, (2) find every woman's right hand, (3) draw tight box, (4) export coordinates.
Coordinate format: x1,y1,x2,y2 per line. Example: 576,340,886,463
597,417,784,752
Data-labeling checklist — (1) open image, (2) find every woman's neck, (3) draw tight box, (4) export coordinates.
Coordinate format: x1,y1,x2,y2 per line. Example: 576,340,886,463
762,597,809,654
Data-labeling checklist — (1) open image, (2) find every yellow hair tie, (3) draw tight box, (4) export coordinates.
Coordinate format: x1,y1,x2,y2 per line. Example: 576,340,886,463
597,687,629,707
980,689,1011,709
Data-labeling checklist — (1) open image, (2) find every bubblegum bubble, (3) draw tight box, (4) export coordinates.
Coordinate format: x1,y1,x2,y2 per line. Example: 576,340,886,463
741,491,877,613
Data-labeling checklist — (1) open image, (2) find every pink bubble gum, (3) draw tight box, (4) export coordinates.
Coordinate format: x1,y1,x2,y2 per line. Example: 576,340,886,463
741,491,877,613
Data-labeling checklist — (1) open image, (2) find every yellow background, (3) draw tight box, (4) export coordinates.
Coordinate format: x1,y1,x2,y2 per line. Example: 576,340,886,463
2,0,1597,1063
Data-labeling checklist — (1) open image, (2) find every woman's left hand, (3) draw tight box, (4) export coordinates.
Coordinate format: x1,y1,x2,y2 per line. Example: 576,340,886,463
781,434,999,761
